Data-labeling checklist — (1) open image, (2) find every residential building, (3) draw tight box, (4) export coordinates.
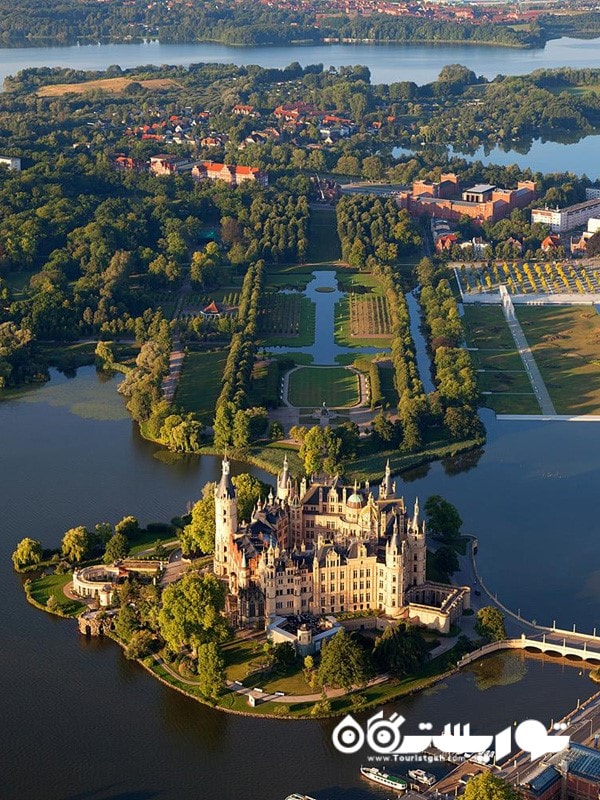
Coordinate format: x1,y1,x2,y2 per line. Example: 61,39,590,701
532,197,600,233
0,156,21,171
191,161,268,187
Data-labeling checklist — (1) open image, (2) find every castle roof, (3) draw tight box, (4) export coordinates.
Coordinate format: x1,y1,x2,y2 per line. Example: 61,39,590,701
216,457,235,499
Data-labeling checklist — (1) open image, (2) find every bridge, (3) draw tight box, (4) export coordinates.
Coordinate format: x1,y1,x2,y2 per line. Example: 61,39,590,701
457,635,600,668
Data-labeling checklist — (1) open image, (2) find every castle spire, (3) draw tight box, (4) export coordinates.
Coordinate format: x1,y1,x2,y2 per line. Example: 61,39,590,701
413,497,420,529
216,456,235,499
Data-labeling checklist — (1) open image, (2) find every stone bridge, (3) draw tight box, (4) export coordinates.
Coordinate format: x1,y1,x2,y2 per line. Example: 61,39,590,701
457,634,600,668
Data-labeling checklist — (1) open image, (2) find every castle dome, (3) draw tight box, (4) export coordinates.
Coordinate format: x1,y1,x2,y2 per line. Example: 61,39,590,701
346,484,365,509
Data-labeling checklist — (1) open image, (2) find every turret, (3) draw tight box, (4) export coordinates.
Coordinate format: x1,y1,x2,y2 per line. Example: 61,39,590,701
214,457,238,577
277,454,291,501
380,459,395,500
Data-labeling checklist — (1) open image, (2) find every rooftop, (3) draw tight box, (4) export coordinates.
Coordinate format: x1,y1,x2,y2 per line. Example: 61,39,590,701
465,183,496,194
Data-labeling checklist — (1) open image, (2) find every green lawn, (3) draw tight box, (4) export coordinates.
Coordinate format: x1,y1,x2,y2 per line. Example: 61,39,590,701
483,394,541,415
288,366,360,408
517,305,600,414
462,304,540,414
307,206,341,263
247,358,280,408
174,349,228,424
462,305,516,349
27,573,85,616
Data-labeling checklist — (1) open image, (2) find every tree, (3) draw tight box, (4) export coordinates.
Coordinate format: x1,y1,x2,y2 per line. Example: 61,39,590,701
103,532,129,564
476,607,506,642
318,630,372,690
463,772,519,800
232,473,270,522
424,495,462,540
12,537,43,571
372,624,430,678
126,629,154,660
269,421,284,441
158,572,228,654
272,642,296,671
95,340,114,369
181,482,216,556
300,425,325,475
114,603,139,643
115,516,140,541
61,526,91,563
197,642,226,700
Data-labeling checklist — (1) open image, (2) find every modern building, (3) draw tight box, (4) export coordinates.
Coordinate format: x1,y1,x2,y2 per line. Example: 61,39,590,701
519,743,600,800
531,197,600,233
213,457,469,631
0,156,21,171
586,187,600,201
397,176,536,225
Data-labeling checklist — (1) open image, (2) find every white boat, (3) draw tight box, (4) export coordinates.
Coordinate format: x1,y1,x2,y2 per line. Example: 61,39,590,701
361,766,408,791
408,769,436,786
285,795,317,800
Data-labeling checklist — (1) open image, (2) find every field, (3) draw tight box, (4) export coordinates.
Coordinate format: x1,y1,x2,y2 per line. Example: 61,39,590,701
287,366,360,408
517,305,600,414
37,77,182,97
174,349,228,424
257,293,315,346
457,261,600,297
335,271,394,348
461,304,541,414
348,294,391,337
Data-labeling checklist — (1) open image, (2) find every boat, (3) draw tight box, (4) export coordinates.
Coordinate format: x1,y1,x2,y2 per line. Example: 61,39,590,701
408,769,436,786
285,795,317,800
360,766,408,791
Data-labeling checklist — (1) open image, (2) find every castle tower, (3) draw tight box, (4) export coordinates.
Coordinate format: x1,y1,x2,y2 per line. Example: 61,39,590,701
214,457,237,577
379,459,395,501
406,497,426,589
277,454,291,502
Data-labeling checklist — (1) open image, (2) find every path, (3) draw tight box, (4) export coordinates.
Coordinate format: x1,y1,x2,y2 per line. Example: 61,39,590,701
499,285,556,415
161,342,184,402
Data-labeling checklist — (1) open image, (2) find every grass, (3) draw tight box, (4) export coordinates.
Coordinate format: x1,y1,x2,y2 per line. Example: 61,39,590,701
462,304,540,414
517,305,600,414
462,304,516,350
307,206,341,264
174,349,228,424
288,366,360,407
483,394,541,415
247,358,280,408
37,77,182,96
26,573,85,616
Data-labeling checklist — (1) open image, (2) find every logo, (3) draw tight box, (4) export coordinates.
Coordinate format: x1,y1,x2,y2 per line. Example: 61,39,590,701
332,713,570,762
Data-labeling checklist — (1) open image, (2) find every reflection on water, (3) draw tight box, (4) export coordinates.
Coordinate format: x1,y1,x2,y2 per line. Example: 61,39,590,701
2,367,600,799
12,366,129,420
393,135,600,180
467,653,528,691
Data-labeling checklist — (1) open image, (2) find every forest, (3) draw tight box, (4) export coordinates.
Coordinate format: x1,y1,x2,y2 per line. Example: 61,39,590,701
0,0,553,48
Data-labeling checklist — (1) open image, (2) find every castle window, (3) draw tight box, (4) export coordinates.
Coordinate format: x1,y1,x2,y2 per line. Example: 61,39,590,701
276,602,282,609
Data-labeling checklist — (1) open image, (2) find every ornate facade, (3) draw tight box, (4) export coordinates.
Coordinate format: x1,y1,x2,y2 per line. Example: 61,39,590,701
213,457,469,632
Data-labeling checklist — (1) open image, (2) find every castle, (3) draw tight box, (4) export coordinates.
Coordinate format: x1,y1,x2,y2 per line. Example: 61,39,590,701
213,457,470,633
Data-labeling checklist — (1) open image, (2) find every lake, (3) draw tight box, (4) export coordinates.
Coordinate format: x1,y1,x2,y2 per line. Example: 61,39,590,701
2,367,600,799
393,136,600,180
2,35,600,90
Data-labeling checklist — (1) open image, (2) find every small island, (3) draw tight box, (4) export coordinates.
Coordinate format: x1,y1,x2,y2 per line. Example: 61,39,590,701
13,456,512,719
